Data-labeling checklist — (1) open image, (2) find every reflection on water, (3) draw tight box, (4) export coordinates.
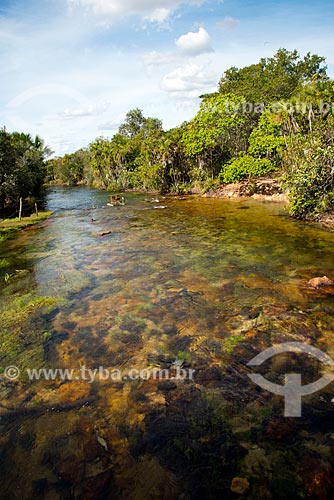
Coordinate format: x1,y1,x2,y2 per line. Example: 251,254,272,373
1,187,334,499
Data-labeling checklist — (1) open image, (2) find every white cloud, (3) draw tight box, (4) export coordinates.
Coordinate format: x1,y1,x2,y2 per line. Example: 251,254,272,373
59,101,110,119
144,8,170,23
142,27,213,75
68,0,204,24
143,50,180,68
217,16,240,31
175,27,213,56
160,63,217,98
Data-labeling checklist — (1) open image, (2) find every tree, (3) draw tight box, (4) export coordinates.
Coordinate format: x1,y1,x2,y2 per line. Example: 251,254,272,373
0,128,50,213
88,110,165,190
220,109,285,183
281,107,334,218
0,128,17,210
130,125,190,193
47,148,91,186
247,109,285,162
181,93,253,179
89,137,114,189
119,108,145,138
218,49,327,105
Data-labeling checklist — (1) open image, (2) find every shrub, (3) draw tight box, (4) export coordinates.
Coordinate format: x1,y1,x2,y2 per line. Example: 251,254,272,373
220,154,277,183
282,142,334,218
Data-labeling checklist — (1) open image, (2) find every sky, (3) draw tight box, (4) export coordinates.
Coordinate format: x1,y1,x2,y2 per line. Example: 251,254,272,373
0,0,333,155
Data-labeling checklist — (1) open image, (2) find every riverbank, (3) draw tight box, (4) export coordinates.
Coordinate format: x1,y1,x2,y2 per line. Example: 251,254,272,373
306,212,334,230
199,177,287,202
0,211,53,241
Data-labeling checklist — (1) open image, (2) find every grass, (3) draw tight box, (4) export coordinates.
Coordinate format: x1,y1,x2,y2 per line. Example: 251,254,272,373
0,211,53,240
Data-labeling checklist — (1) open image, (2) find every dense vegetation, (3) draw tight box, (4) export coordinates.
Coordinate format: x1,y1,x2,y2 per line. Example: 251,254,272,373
0,128,51,216
25,49,334,219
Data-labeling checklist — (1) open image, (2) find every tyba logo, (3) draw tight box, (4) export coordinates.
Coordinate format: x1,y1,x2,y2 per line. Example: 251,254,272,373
247,342,334,417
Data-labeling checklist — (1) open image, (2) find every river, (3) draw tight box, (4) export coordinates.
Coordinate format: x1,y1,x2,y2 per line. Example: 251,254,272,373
1,186,334,499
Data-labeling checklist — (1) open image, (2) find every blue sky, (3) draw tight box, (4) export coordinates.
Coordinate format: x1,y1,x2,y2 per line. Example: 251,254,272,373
0,0,333,155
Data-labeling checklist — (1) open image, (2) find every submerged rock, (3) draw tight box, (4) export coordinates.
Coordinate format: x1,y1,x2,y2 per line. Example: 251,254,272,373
306,276,334,295
307,276,334,288
231,477,250,494
157,380,177,391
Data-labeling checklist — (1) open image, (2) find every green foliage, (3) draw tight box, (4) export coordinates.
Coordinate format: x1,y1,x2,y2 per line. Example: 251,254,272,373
221,155,276,183
81,112,191,193
282,115,334,218
0,129,50,214
86,112,166,190
182,94,247,155
118,108,163,139
223,334,245,354
89,137,115,189
131,162,164,191
218,48,327,104
47,148,90,186
278,79,334,135
248,110,285,161
220,108,285,183
181,93,254,179
176,351,192,364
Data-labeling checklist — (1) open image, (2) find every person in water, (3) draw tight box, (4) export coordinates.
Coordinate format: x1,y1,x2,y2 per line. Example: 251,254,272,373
109,195,125,205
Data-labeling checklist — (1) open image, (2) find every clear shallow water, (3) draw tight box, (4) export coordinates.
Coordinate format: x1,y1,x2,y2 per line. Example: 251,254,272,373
1,187,334,499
